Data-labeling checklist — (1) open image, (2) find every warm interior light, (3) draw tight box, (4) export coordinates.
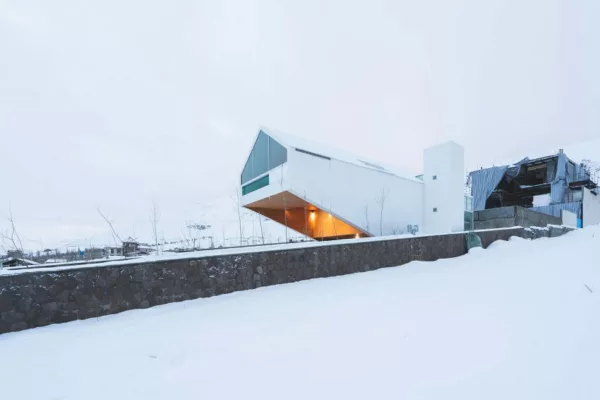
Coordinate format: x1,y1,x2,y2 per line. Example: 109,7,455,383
355,233,360,239
310,210,316,221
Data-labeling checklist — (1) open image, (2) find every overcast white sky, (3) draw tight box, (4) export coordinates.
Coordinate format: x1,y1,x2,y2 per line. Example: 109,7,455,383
1,0,599,250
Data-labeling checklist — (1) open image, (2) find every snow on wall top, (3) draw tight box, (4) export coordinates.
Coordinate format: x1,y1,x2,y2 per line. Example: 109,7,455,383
0,227,522,276
260,126,423,184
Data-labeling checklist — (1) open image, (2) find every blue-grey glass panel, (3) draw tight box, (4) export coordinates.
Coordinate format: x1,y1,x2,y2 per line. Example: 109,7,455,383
269,137,287,169
241,151,253,184
253,132,269,178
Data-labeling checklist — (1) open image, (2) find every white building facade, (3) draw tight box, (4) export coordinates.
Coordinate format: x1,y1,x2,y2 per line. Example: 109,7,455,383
240,128,465,240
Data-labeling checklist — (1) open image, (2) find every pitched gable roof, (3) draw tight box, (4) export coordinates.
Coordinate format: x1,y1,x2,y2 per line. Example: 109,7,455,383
260,126,422,183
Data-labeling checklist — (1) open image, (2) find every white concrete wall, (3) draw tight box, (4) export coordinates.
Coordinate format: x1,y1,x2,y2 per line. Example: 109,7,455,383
582,187,600,227
287,149,424,236
561,210,578,228
423,142,465,234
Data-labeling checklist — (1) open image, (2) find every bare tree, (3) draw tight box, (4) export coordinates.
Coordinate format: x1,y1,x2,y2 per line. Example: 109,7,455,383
256,213,265,244
97,208,122,246
583,159,600,182
330,204,338,238
180,227,192,249
184,221,194,249
303,192,308,237
375,188,389,236
150,201,160,255
280,166,288,242
231,190,245,246
183,221,210,250
0,206,24,255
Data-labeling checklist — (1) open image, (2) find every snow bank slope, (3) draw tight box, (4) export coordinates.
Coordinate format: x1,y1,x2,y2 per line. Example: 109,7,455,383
1,227,599,400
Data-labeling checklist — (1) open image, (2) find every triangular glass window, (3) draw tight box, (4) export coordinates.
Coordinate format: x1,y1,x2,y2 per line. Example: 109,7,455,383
269,136,287,169
241,131,288,185
253,131,269,178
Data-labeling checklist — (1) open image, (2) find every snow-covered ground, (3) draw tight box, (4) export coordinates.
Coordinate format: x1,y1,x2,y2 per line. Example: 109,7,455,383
1,227,599,400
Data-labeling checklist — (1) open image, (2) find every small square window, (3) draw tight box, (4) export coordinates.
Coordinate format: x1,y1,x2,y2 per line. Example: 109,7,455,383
432,175,438,180
433,207,438,212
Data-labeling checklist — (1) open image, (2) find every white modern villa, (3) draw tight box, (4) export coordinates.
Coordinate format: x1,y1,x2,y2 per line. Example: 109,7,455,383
240,127,466,240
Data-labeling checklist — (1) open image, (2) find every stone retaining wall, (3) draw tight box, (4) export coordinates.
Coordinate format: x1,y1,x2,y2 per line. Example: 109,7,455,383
0,226,572,334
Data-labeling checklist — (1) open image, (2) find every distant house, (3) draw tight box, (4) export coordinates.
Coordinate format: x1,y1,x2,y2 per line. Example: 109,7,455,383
0,257,40,268
104,238,141,258
105,246,123,257
84,247,105,260
122,237,139,256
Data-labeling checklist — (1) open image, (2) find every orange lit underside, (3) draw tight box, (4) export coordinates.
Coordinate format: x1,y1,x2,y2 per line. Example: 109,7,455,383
245,191,368,240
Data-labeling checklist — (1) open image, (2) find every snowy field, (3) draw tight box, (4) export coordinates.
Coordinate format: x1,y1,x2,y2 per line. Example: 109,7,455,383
1,227,599,400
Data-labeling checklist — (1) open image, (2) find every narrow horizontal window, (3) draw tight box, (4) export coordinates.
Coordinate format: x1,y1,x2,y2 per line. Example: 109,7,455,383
359,160,386,171
242,175,269,196
295,148,330,160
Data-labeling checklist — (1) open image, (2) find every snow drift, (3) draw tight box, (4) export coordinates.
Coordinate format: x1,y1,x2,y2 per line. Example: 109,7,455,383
1,227,599,400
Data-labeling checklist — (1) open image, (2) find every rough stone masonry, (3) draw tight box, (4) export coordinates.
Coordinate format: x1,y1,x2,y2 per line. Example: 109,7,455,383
0,226,572,334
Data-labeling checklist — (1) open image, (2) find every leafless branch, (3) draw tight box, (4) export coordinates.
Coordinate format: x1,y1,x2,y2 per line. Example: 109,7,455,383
180,228,191,249
303,192,308,237
280,166,288,242
257,213,265,244
150,201,160,255
0,206,24,254
231,191,245,246
375,188,390,236
330,203,338,237
186,221,211,250
184,221,196,249
97,208,122,245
